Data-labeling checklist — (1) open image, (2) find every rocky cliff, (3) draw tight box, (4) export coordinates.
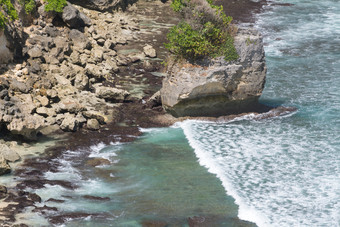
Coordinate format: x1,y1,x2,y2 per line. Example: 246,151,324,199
69,0,137,11
161,27,266,117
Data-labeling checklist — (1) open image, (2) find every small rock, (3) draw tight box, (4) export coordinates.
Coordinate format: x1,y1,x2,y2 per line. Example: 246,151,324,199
0,185,7,193
28,46,43,58
0,144,21,162
87,119,100,131
0,155,11,175
143,45,157,58
60,114,79,132
94,85,130,102
86,158,110,167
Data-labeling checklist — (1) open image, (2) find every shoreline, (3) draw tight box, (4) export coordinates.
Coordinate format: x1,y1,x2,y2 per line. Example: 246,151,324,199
0,0,280,225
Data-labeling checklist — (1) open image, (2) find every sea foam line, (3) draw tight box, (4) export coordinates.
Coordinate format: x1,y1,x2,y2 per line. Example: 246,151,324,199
180,120,270,227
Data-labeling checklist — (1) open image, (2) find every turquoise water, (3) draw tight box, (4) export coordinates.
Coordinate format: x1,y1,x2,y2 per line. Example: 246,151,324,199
22,0,339,226
28,128,253,226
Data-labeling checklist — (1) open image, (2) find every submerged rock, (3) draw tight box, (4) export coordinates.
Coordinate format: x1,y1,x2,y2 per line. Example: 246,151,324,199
161,28,266,117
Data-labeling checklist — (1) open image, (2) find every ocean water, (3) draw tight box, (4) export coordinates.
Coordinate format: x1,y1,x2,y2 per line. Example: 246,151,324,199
179,0,339,226
18,0,339,226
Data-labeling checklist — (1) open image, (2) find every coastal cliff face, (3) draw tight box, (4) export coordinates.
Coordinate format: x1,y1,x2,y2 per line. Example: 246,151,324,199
161,28,266,117
0,30,13,63
69,0,137,11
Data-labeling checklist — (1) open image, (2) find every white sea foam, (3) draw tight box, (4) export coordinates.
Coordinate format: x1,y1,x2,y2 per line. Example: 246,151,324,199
180,115,340,227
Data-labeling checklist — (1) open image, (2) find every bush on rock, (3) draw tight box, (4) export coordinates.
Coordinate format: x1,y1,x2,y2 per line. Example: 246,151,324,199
165,0,238,61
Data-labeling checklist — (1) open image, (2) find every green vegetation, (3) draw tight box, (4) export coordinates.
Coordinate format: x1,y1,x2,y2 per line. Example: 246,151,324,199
20,0,36,14
165,0,239,61
0,0,18,28
44,0,67,13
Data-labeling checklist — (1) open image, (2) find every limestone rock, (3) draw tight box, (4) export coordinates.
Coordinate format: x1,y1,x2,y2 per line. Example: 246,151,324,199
7,115,45,140
161,28,267,117
0,144,20,162
60,114,79,132
82,110,106,124
94,84,130,102
0,156,11,175
143,44,156,58
87,119,100,130
69,0,136,11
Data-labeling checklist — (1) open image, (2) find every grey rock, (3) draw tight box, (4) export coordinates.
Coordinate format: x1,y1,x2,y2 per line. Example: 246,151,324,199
9,79,29,93
69,0,136,11
69,29,92,50
0,144,20,162
62,4,91,29
161,28,267,117
60,114,79,132
28,46,43,58
36,107,56,117
58,97,85,113
74,73,89,90
94,84,130,102
82,110,106,124
87,119,100,130
0,156,11,175
7,115,45,140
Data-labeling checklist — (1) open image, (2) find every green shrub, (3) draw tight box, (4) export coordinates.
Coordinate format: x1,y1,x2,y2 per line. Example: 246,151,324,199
44,0,67,13
166,0,238,61
23,0,36,13
0,0,18,28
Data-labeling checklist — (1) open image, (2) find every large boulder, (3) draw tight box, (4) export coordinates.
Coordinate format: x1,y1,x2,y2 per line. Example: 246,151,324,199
62,3,91,29
68,0,137,11
160,28,267,117
7,115,45,140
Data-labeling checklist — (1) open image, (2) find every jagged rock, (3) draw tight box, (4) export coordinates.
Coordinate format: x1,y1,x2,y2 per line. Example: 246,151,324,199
7,115,45,139
44,26,61,37
94,84,130,102
161,28,267,117
143,44,156,58
60,114,79,132
27,36,54,49
69,0,137,11
35,95,49,107
147,90,161,108
68,29,92,50
27,45,43,58
0,155,11,175
36,107,56,117
0,144,20,162
10,79,29,93
82,110,106,124
74,73,89,90
86,119,100,130
85,64,102,80
91,47,104,63
62,3,91,29
58,97,86,113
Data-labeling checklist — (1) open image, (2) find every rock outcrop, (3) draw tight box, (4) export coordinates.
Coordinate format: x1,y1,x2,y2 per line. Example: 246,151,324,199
69,0,137,11
161,27,266,117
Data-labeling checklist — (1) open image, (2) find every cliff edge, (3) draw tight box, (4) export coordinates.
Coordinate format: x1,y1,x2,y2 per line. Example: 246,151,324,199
161,27,266,117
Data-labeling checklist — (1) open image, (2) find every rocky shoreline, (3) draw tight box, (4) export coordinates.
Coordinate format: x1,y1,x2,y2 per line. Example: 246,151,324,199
0,0,296,226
